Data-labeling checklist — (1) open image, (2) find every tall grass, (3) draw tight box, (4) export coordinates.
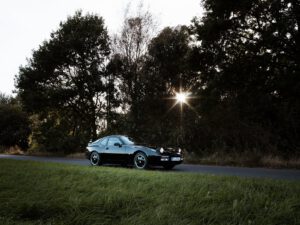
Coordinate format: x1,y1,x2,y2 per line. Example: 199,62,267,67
0,159,299,225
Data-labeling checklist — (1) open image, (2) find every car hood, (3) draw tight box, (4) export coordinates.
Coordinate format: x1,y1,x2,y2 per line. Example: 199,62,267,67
130,144,181,156
131,145,156,151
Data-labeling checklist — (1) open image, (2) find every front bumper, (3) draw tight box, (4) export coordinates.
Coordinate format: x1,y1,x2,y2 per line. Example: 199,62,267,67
148,155,183,166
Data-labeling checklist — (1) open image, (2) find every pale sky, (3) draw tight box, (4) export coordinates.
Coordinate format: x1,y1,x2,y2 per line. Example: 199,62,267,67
0,0,203,95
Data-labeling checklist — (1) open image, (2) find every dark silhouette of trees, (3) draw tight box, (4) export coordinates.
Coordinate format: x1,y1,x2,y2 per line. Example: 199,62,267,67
16,11,111,152
108,5,157,138
189,0,300,155
138,26,197,147
14,1,300,157
0,93,30,150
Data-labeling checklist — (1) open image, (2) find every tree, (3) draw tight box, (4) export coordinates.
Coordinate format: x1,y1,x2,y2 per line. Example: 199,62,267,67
109,4,157,138
0,93,30,150
190,0,300,154
139,26,197,147
16,11,111,152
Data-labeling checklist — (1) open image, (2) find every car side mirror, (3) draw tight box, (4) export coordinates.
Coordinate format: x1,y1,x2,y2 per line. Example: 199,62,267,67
114,143,122,147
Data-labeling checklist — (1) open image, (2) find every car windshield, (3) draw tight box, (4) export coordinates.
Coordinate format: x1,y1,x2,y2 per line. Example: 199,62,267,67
121,136,135,145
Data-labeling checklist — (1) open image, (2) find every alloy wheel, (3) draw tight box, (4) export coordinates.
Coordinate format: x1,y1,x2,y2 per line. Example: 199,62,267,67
90,152,100,166
134,153,148,169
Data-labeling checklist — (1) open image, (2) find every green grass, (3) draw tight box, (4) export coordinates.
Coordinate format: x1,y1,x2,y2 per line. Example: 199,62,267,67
0,159,299,225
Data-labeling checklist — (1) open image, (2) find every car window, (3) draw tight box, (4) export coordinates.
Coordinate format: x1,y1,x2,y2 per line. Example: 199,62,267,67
120,136,135,145
99,138,108,146
107,137,122,146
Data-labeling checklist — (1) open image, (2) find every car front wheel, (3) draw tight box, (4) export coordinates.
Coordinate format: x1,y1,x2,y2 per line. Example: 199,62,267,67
90,151,101,166
134,152,148,169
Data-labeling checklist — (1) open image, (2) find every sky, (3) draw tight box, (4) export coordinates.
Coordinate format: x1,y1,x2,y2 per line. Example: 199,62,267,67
0,0,203,95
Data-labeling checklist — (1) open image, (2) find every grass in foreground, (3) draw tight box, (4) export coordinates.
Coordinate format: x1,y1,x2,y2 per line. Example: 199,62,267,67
0,159,299,225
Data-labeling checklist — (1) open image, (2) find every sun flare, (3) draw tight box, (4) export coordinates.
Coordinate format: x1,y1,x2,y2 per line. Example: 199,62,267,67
175,92,189,103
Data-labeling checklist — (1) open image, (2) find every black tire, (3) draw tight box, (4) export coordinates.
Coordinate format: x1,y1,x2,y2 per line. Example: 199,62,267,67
163,165,175,170
133,152,148,169
90,151,101,166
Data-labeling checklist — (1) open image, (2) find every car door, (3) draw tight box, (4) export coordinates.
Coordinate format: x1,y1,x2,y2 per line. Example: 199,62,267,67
97,138,109,162
105,137,126,164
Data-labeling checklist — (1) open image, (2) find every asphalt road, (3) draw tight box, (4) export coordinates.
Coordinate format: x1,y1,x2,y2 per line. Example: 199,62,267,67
1,154,300,181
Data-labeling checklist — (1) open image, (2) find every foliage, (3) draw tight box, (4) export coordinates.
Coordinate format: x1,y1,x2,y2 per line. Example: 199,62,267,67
14,1,300,157
137,26,196,146
189,0,300,155
108,5,157,137
0,93,30,150
16,11,112,152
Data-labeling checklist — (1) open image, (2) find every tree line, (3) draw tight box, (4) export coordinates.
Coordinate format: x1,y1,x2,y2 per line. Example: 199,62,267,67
1,0,299,157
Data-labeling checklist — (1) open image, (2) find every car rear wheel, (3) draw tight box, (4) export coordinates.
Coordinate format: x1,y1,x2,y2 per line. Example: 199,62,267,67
90,151,101,166
134,152,148,169
163,165,175,170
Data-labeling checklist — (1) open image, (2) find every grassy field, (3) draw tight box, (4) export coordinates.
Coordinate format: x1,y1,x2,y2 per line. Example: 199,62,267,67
0,159,299,225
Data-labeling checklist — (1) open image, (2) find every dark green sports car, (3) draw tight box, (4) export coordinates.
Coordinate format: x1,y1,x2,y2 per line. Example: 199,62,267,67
86,135,183,170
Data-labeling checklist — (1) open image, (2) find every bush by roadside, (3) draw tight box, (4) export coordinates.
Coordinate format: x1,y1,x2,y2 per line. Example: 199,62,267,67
184,151,300,169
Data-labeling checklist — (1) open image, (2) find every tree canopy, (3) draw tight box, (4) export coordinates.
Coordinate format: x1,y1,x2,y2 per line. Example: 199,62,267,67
0,93,30,150
189,0,300,154
13,1,300,156
16,11,112,152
